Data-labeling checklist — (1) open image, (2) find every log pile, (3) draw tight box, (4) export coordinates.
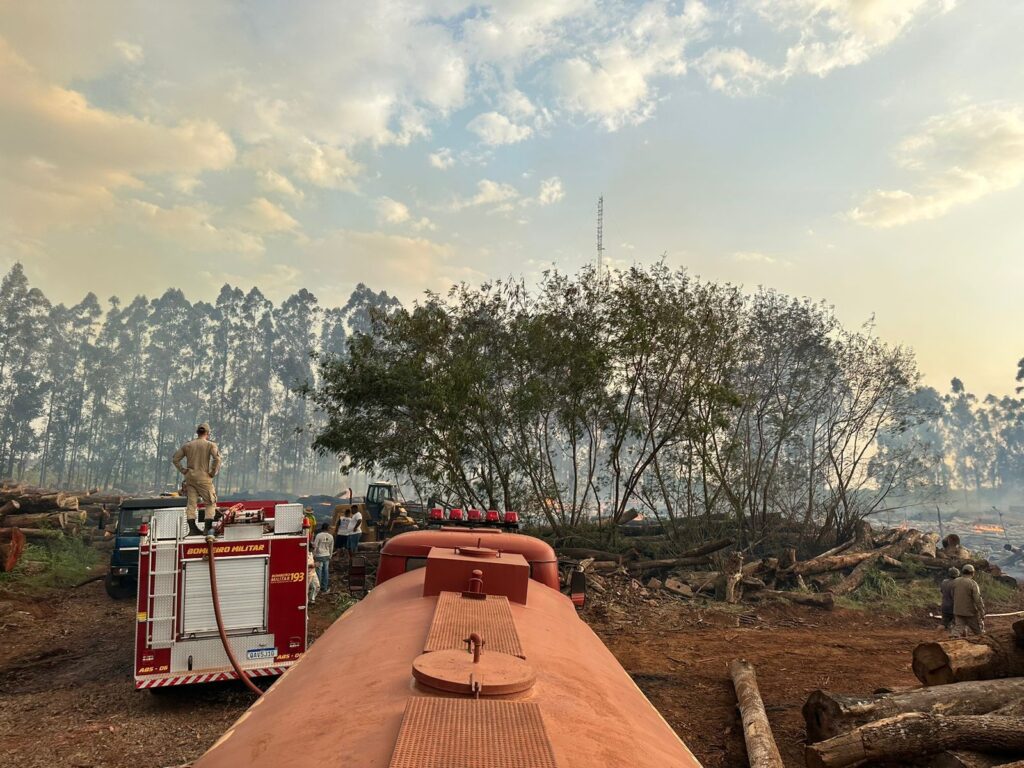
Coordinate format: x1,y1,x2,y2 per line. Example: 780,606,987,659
0,482,124,535
804,621,1024,767
572,522,999,613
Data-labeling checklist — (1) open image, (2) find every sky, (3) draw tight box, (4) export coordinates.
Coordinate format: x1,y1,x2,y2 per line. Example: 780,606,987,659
1,0,1022,396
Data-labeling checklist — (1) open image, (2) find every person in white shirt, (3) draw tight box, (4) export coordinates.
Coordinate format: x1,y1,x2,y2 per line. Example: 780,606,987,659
312,523,335,594
334,508,363,563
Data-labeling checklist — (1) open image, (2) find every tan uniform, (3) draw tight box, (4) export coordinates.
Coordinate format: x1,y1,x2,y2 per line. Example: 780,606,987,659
171,437,222,521
951,575,985,637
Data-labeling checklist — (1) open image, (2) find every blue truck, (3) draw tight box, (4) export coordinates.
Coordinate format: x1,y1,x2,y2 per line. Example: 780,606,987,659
105,496,187,599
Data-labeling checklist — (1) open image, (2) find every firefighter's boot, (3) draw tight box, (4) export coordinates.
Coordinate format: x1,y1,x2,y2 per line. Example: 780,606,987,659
187,519,203,537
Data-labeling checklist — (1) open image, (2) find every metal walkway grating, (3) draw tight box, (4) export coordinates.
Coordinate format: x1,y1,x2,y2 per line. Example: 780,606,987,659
425,591,524,658
388,697,559,768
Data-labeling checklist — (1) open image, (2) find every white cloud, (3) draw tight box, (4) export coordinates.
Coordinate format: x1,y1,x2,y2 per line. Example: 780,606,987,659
429,148,455,170
536,177,564,205
291,141,362,191
848,102,1024,227
0,37,235,231
375,196,411,225
697,48,779,97
258,169,304,201
374,196,435,231
551,0,710,129
129,200,264,254
453,179,521,210
243,197,300,233
114,40,143,64
703,0,954,94
467,111,534,145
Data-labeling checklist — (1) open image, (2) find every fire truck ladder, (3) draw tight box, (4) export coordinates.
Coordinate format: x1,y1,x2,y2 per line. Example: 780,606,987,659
145,513,183,649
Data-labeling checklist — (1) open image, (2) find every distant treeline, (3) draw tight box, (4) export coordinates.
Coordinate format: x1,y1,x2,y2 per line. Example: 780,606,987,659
2,261,1022,540
309,264,1024,543
0,263,398,495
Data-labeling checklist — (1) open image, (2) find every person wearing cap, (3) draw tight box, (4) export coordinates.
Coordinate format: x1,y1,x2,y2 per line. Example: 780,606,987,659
940,567,960,633
171,423,222,537
951,564,986,637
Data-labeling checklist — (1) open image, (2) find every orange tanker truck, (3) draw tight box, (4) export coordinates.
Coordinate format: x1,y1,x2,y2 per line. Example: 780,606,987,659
194,527,702,767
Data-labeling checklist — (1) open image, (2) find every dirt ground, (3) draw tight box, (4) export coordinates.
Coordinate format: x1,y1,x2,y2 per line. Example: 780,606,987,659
0,565,1020,768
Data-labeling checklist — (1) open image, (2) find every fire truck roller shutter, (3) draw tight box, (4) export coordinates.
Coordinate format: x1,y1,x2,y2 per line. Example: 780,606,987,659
182,557,268,635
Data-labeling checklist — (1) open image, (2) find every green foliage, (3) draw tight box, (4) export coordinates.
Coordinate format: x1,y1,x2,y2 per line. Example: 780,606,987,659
0,538,101,596
839,567,941,613
976,571,1017,606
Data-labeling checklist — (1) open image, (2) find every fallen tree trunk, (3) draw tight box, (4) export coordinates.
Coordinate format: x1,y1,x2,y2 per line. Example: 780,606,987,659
913,637,1024,686
833,530,922,596
0,499,20,516
730,659,784,768
785,551,877,577
2,510,86,529
749,590,834,609
628,556,713,573
557,547,631,562
804,678,1024,743
811,538,856,560
0,527,25,572
805,713,1024,768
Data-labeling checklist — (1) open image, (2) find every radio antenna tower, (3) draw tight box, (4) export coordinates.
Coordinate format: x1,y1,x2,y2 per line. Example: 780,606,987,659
596,195,605,276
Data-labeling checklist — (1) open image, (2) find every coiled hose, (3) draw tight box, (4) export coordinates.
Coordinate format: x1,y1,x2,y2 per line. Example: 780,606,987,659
206,535,263,697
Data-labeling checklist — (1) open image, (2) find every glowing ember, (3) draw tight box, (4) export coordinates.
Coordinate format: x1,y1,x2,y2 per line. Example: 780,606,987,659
973,524,1004,534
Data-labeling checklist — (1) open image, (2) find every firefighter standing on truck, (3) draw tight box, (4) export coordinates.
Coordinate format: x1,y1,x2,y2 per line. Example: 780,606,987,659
171,422,222,537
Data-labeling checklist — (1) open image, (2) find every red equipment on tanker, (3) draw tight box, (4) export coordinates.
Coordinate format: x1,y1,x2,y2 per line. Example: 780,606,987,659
194,527,702,767
134,500,309,690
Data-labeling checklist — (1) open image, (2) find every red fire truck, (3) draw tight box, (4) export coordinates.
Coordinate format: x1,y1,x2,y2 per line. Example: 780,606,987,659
134,500,309,690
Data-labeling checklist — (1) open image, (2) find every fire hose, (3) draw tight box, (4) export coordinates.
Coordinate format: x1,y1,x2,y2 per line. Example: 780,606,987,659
206,535,264,697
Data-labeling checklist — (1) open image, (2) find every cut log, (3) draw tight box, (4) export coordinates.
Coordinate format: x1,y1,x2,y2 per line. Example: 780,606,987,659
729,659,784,768
786,551,877,577
2,510,86,529
749,590,834,609
811,537,856,560
0,527,25,572
805,713,1024,768
0,499,20,516
833,530,922,596
913,637,1024,686
628,556,713,573
804,678,1024,743
557,547,632,562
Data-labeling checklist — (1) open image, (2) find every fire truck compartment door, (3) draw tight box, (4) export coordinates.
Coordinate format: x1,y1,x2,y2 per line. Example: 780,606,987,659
182,556,268,635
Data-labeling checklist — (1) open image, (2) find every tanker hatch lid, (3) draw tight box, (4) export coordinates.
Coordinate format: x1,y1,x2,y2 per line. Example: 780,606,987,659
389,698,559,768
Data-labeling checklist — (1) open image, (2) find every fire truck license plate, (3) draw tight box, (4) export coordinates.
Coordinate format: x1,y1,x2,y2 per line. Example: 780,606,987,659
246,648,277,661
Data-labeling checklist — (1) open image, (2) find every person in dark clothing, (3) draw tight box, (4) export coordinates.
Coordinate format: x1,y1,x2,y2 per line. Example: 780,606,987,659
940,566,959,633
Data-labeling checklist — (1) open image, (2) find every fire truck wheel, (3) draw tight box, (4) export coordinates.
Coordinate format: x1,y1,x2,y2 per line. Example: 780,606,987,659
104,572,134,600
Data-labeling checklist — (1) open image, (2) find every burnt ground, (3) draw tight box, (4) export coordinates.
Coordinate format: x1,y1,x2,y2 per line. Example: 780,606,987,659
0,564,1021,768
